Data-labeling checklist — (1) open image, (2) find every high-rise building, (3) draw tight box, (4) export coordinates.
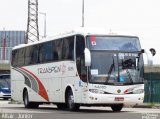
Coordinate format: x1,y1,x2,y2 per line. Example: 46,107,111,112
0,31,26,73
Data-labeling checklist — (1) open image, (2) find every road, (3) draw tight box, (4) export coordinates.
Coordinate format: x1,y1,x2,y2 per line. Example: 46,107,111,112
0,100,160,119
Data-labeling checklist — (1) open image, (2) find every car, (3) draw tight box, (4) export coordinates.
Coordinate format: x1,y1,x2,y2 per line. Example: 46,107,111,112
0,74,11,100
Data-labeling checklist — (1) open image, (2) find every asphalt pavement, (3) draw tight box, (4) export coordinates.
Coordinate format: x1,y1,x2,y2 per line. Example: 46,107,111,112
0,100,160,119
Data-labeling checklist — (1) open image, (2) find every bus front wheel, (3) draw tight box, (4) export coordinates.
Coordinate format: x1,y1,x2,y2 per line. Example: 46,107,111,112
67,90,80,111
111,104,123,112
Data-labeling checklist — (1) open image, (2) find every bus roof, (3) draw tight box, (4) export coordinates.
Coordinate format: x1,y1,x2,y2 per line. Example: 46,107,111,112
12,27,138,50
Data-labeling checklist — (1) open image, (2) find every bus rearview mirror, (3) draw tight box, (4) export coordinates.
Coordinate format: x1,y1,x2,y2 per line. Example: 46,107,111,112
143,48,156,66
150,48,156,56
84,48,91,66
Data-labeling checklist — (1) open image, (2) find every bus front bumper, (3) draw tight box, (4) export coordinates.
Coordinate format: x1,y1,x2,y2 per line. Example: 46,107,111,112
0,92,11,99
85,93,144,106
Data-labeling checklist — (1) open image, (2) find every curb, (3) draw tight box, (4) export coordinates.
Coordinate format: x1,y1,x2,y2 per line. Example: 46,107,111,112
133,103,160,109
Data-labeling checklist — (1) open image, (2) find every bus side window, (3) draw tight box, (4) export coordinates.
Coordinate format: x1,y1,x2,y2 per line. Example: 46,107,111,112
62,36,74,60
25,46,32,65
12,50,18,67
52,41,58,61
76,35,87,82
39,41,53,63
31,45,39,64
25,45,39,65
18,48,25,66
54,39,63,61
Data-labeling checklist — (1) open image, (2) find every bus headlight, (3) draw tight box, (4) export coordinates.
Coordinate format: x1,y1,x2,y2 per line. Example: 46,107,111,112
89,89,105,94
0,91,4,95
133,89,144,94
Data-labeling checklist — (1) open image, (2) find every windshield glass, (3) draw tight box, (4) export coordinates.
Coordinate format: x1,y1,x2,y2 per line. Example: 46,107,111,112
87,36,141,51
0,75,10,89
87,36,144,85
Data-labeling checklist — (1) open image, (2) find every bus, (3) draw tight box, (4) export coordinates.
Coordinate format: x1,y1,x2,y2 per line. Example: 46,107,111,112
11,28,154,111
0,74,11,100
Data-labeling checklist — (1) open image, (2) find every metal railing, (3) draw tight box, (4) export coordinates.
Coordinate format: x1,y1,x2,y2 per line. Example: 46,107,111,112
144,72,160,103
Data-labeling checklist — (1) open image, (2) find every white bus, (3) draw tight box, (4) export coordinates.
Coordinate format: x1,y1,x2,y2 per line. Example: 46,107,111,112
11,28,152,111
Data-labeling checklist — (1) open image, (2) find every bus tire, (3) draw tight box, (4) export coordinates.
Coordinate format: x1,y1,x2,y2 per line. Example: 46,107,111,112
67,89,80,111
111,104,123,112
23,90,39,108
3,98,9,100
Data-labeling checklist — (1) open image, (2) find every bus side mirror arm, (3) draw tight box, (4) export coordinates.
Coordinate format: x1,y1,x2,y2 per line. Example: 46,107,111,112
141,48,156,56
84,48,91,66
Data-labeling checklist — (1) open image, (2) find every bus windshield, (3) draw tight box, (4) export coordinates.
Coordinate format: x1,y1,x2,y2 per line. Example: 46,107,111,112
87,36,141,51
0,75,11,89
86,36,144,85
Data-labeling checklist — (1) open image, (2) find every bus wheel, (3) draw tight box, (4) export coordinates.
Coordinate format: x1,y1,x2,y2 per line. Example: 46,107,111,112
67,90,80,111
111,104,123,112
23,90,31,108
3,98,9,100
23,90,39,108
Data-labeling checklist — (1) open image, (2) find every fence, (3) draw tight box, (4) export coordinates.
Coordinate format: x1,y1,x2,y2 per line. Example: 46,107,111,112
144,72,160,103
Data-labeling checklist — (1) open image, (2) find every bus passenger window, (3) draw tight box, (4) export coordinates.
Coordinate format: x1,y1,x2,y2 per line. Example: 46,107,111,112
31,46,39,64
12,50,18,67
62,37,74,60
25,46,32,65
55,39,63,60
39,42,53,63
18,48,25,66
52,41,58,61
25,45,39,65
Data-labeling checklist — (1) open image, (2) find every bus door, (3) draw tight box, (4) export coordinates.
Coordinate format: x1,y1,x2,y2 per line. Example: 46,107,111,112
75,35,88,103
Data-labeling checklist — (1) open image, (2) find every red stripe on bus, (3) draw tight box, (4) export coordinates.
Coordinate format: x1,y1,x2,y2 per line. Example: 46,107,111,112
20,67,49,101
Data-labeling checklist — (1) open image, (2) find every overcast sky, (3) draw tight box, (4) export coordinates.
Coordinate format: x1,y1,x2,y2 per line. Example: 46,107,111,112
0,0,160,64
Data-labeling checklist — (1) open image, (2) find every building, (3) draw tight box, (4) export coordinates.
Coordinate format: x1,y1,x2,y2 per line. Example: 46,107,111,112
0,31,26,74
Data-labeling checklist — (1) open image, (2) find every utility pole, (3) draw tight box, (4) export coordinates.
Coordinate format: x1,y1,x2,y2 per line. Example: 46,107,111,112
26,0,39,43
3,32,6,60
82,0,84,27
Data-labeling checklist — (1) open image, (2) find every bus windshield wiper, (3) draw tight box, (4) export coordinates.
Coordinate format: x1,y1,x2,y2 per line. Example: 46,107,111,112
106,56,115,83
126,69,133,83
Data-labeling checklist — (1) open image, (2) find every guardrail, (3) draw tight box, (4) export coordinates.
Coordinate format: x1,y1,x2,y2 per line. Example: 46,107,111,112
144,73,160,103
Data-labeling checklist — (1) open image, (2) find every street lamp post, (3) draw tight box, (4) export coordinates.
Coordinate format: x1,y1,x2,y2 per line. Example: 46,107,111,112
82,0,84,27
39,12,46,38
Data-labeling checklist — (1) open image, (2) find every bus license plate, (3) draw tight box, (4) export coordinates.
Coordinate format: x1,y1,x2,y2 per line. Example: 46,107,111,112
115,97,124,101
